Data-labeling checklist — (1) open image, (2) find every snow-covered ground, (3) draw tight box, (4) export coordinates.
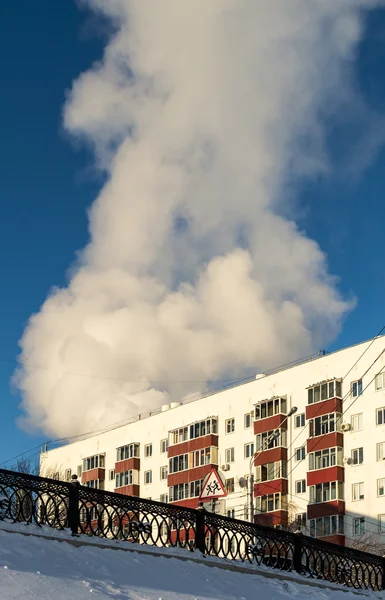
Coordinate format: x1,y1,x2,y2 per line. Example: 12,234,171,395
0,526,382,600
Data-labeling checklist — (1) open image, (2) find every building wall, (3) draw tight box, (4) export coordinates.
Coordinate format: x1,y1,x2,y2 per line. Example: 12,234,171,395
41,336,385,549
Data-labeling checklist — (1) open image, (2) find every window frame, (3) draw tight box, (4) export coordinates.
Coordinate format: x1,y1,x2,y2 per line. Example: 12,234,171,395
351,413,363,432
351,379,363,398
295,479,306,494
144,470,152,485
353,517,365,536
295,446,306,462
225,418,235,434
351,447,364,465
376,407,385,426
376,373,385,391
244,442,255,459
160,465,168,481
225,447,235,463
295,413,305,428
352,482,364,501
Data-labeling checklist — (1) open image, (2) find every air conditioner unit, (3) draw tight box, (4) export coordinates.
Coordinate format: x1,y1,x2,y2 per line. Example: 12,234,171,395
221,464,230,471
343,457,352,465
341,423,351,432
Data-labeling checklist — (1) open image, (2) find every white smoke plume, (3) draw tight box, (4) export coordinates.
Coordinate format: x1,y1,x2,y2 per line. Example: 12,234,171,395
14,0,381,437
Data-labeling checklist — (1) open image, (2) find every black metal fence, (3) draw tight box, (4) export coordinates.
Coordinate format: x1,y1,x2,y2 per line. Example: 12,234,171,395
0,467,384,590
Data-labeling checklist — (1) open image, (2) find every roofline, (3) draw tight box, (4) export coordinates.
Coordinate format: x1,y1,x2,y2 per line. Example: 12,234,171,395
46,334,384,451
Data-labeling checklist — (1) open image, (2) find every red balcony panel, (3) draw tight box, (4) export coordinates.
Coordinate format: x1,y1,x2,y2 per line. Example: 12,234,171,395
170,498,199,509
168,435,219,458
306,398,343,420
254,510,288,528
318,534,345,546
115,458,140,473
307,433,344,453
114,484,140,497
254,415,288,435
254,479,288,497
254,447,287,466
81,468,105,483
307,501,345,519
306,467,344,486
168,464,215,487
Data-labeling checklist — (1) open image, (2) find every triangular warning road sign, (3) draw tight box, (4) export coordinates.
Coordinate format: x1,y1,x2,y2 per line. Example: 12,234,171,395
199,467,227,501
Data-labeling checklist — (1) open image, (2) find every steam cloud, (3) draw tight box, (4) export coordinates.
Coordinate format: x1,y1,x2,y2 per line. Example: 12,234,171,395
14,0,381,437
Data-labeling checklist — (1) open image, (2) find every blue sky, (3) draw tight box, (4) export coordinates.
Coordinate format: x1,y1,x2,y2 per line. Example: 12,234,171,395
1,3,385,466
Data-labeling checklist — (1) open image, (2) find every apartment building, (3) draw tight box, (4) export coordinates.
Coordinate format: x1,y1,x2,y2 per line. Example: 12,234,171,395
41,336,385,549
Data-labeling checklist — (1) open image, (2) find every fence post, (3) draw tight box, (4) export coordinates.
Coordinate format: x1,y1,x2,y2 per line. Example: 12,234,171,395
68,475,80,536
293,530,303,574
195,503,206,554
381,555,385,590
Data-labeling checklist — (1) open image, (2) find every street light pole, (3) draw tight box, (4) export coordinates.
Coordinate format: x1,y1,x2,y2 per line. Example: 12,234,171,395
248,406,297,523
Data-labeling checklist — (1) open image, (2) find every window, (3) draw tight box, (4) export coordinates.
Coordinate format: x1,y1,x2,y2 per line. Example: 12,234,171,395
226,478,235,494
84,480,103,489
145,444,153,458
377,442,385,461
295,447,306,462
169,453,188,474
190,417,218,440
351,447,364,465
256,429,287,451
77,465,82,478
109,469,115,481
82,454,105,472
170,426,188,445
376,373,385,391
244,413,252,428
256,461,287,482
144,470,152,484
160,439,168,454
379,514,385,533
351,413,363,432
376,407,385,426
309,413,341,437
225,418,235,434
352,482,364,501
115,470,133,488
255,397,287,420
160,466,168,481
310,515,344,538
160,494,168,504
295,480,306,494
225,448,235,463
309,481,343,504
116,443,139,461
65,469,72,482
255,493,287,513
189,447,217,469
352,380,363,398
296,513,306,526
227,509,235,518
244,443,254,459
309,447,343,471
377,478,385,497
295,413,305,428
353,517,365,536
169,479,204,502
308,380,342,404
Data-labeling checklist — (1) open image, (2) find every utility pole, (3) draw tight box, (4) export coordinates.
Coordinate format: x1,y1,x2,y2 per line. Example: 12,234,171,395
248,472,254,523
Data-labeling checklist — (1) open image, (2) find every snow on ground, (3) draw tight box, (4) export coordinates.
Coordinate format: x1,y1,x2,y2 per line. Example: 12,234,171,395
0,527,382,600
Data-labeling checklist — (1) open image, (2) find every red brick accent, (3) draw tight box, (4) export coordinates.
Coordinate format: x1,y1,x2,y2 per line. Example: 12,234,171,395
168,464,215,487
254,447,287,466
115,458,140,473
307,432,343,453
254,479,288,497
170,498,200,509
168,435,219,458
81,468,105,483
254,414,288,435
307,501,345,519
306,466,344,486
254,511,288,528
306,398,343,420
319,534,345,546
114,484,140,496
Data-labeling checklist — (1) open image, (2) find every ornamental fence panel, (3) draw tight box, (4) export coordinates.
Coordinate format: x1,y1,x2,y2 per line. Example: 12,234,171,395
0,468,383,591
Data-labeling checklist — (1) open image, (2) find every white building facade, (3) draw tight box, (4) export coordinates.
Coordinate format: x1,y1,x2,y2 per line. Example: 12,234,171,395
42,337,385,550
